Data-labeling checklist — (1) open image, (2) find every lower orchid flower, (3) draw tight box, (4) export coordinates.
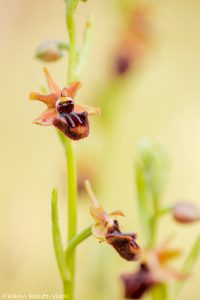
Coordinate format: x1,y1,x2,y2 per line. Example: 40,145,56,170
121,243,184,299
29,68,100,140
85,180,141,261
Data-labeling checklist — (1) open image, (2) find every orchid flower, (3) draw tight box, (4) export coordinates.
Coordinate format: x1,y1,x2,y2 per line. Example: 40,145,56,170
85,180,140,261
29,68,100,140
121,242,184,299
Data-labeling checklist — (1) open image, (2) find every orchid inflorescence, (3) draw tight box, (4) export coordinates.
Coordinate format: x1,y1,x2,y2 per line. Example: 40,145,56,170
29,0,200,300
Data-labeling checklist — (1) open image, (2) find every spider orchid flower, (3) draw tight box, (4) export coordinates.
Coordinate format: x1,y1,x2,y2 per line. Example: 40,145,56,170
29,68,100,140
85,181,141,261
121,242,184,299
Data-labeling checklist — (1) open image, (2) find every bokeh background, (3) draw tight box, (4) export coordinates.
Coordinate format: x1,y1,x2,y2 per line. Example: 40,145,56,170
0,0,200,299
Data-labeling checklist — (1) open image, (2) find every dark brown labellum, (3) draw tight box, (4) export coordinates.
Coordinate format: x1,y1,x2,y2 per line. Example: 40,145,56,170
121,264,156,299
105,220,140,261
54,100,89,140
53,111,89,140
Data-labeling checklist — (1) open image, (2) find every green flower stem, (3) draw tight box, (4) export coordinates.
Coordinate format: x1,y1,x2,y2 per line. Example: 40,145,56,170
63,1,94,298
151,284,168,300
65,226,92,258
135,161,152,247
65,138,77,300
57,129,68,149
150,193,159,247
66,0,80,83
150,206,172,248
64,2,81,298
153,206,172,219
65,139,77,242
63,281,70,300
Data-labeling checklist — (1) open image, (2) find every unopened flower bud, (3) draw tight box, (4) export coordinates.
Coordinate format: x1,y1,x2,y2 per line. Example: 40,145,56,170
35,40,68,62
173,202,200,224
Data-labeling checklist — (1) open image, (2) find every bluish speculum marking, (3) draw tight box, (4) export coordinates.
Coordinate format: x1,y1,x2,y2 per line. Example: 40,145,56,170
57,100,87,129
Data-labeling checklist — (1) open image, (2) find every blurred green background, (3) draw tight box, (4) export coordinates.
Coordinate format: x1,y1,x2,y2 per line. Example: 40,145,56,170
0,0,200,299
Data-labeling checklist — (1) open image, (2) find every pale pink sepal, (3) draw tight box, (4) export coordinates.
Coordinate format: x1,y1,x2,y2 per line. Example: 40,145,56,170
33,108,57,126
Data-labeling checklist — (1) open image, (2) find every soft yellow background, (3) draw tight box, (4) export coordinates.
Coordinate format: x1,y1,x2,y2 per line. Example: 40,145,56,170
0,0,200,299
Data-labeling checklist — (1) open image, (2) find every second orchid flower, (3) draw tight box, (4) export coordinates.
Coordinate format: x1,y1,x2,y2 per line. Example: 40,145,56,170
85,180,141,261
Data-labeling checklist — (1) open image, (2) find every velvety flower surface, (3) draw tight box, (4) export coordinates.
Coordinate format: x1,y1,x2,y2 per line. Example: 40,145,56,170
106,220,140,261
29,68,100,140
121,245,183,299
86,181,140,261
121,264,155,299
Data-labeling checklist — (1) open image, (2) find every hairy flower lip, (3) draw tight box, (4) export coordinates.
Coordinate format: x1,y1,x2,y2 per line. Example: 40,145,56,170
105,220,140,261
53,111,89,140
121,263,156,299
29,68,100,140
